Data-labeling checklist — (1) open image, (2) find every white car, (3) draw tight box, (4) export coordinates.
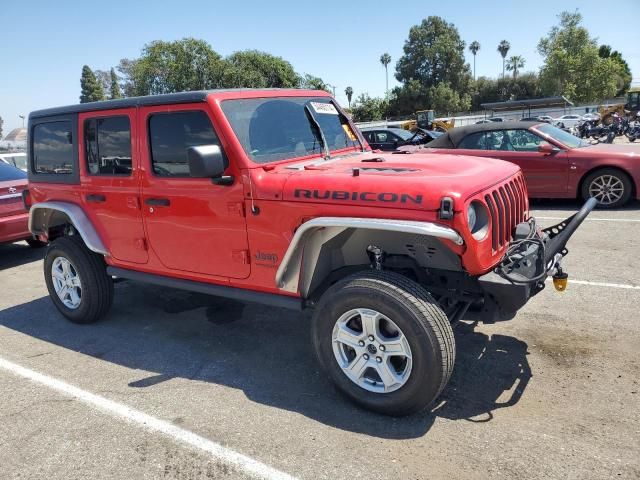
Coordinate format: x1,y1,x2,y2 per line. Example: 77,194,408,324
552,114,582,129
0,152,27,171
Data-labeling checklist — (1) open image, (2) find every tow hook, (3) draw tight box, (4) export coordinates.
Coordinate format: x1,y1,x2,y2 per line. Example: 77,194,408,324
553,268,569,292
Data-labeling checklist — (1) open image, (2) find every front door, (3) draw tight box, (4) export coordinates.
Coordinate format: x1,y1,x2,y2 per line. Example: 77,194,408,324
79,109,148,264
455,129,569,197
139,104,250,279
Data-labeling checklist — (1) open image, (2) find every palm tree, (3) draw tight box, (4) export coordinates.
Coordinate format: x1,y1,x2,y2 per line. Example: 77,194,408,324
469,41,481,80
506,55,525,80
379,53,391,98
497,40,511,79
345,86,354,108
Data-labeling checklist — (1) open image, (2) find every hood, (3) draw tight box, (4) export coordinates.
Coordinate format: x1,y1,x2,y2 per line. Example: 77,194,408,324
271,151,520,211
577,143,640,158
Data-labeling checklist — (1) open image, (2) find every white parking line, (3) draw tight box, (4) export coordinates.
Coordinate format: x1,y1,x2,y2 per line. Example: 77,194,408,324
0,356,296,480
534,216,640,223
547,278,640,290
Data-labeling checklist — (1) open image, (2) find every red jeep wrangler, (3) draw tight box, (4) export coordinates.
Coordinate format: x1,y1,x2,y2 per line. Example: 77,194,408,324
26,89,595,415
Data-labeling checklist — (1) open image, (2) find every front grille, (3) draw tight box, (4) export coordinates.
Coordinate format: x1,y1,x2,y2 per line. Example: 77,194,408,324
484,175,527,251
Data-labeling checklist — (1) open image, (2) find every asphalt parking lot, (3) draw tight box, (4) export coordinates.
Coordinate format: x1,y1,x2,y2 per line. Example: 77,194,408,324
1,200,639,480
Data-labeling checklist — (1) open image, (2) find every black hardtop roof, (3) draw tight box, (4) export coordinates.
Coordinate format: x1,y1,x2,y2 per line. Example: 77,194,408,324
428,121,543,148
29,88,308,119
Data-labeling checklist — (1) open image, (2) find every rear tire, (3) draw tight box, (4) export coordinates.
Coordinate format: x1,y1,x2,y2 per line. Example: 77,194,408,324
581,168,632,209
44,235,113,324
311,270,455,416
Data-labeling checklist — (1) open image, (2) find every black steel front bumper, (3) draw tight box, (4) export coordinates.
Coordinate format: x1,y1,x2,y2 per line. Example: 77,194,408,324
478,198,597,321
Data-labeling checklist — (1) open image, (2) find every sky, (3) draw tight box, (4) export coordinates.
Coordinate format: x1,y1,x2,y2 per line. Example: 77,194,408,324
1,0,639,134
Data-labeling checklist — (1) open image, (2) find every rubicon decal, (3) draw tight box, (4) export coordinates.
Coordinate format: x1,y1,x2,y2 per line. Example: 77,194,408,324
294,189,423,204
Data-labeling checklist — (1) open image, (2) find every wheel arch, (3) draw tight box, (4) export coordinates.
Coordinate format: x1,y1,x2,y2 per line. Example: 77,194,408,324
29,201,108,255
275,217,464,299
577,165,637,199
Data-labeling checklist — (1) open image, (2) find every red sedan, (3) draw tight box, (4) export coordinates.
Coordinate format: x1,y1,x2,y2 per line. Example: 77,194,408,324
405,121,640,208
0,162,44,247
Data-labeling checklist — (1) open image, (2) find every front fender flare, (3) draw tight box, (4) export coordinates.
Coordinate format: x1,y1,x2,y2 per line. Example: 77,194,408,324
29,201,108,256
275,217,464,296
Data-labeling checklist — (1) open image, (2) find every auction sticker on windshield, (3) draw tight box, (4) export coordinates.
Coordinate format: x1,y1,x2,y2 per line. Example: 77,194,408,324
310,102,339,115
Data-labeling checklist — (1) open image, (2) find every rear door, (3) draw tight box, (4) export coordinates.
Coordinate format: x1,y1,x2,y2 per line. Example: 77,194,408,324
139,104,250,279
79,109,148,264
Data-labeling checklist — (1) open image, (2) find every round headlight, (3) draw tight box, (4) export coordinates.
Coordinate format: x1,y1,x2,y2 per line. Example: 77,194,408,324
467,203,477,231
468,201,490,240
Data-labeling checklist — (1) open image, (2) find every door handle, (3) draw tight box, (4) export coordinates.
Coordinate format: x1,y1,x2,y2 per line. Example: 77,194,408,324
86,194,106,203
144,198,170,207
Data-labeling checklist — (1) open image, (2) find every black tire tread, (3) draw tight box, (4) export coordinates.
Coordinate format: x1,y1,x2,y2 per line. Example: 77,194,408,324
44,235,113,324
337,270,455,399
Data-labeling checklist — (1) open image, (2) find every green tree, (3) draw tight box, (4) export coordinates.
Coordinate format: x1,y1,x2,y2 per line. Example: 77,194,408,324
380,52,391,96
428,82,471,114
221,50,299,88
506,55,525,80
497,40,511,79
122,38,224,96
538,11,625,103
351,94,388,122
109,68,122,99
345,86,354,108
396,17,471,93
0,116,3,139
300,74,330,91
469,41,480,80
598,45,632,95
79,65,105,103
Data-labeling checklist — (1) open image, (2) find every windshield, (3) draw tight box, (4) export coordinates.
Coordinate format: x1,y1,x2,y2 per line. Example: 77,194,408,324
393,129,414,141
536,123,590,149
221,97,360,164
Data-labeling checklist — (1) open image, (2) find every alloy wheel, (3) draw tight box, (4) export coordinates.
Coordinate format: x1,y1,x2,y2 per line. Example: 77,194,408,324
51,257,82,309
588,174,624,206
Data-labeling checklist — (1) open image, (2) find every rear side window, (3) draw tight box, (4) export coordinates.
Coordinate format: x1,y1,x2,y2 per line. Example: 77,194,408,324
148,111,219,177
33,121,74,174
85,116,132,175
0,162,26,181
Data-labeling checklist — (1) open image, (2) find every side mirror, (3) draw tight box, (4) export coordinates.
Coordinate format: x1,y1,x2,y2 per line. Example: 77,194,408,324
187,145,233,185
538,142,559,155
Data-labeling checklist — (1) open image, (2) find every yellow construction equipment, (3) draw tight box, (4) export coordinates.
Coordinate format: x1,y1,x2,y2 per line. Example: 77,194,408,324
402,110,455,132
598,87,640,124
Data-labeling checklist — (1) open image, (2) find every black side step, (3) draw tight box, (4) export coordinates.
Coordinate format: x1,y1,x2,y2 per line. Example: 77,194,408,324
106,267,303,311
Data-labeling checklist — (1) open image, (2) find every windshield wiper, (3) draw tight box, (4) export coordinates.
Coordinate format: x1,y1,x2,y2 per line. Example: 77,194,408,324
304,104,331,161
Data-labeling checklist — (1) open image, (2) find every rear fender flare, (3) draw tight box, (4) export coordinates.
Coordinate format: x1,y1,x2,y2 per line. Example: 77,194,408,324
29,201,108,255
275,217,464,298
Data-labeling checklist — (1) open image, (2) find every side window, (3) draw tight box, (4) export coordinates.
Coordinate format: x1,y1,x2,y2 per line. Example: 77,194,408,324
505,130,544,152
149,111,219,177
375,132,389,143
85,116,132,175
458,132,487,150
362,132,374,143
33,121,74,174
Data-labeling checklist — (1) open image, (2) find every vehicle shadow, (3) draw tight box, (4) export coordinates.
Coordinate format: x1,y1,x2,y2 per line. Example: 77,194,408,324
0,242,45,270
0,283,531,440
529,198,640,212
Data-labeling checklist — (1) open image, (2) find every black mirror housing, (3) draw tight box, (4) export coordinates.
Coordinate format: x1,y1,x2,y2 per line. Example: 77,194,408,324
187,145,228,178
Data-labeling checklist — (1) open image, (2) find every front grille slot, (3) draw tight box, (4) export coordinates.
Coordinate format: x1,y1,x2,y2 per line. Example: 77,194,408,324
485,174,526,252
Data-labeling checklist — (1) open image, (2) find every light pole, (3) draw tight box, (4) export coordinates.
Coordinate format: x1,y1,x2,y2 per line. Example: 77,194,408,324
18,115,25,128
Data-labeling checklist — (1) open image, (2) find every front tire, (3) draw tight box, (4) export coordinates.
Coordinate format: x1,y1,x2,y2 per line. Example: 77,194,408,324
581,168,632,208
311,270,455,416
44,235,113,324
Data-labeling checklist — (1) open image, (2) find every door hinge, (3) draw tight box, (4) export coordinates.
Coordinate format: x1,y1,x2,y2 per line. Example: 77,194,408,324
227,202,245,217
232,250,250,264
